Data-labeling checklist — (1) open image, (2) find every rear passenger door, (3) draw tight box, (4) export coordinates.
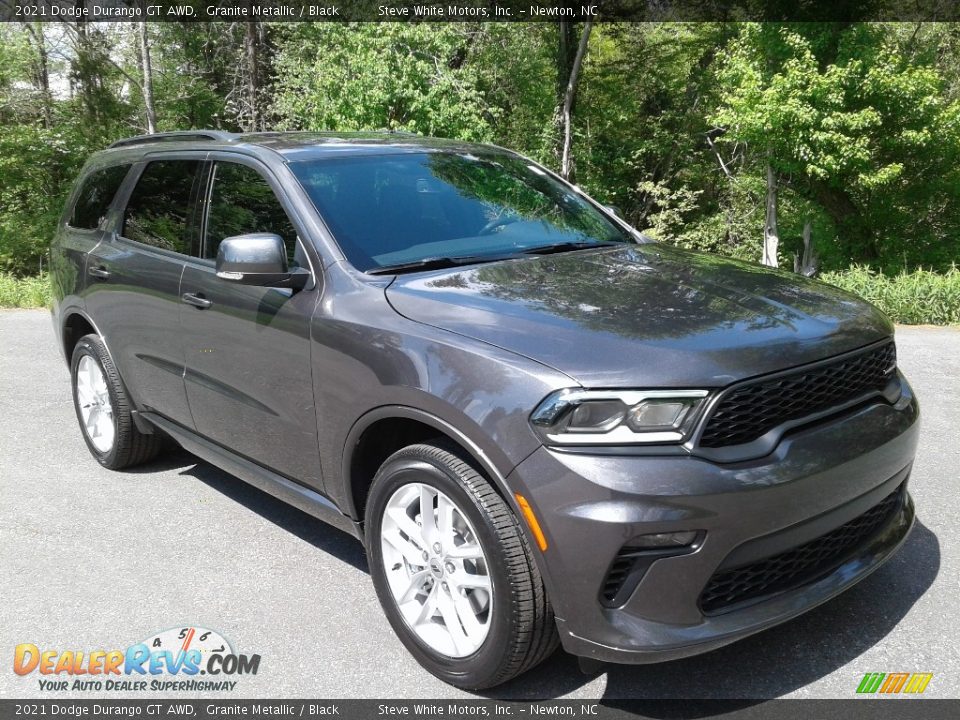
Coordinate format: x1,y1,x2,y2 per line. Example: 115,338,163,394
85,157,206,429
179,157,321,488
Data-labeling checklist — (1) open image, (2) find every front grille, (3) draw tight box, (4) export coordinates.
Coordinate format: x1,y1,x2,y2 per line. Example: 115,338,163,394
699,485,904,614
699,342,896,448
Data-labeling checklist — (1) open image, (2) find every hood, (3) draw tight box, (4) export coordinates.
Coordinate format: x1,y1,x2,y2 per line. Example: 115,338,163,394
384,244,893,388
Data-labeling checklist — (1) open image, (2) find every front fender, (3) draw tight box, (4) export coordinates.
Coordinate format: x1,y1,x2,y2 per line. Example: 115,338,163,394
308,265,576,523
340,403,521,522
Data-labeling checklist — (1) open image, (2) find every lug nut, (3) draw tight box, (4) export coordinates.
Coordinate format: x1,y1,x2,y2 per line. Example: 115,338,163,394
433,543,441,553
441,582,449,592
445,561,455,574
422,551,429,562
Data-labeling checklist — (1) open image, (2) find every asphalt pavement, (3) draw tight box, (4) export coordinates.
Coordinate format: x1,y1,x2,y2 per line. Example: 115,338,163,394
0,309,957,700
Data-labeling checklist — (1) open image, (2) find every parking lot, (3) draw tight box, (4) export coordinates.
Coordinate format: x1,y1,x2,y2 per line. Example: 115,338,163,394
1,308,957,699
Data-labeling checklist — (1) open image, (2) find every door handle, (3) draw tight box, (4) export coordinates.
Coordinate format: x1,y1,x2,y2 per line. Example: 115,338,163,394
181,292,212,309
87,266,111,280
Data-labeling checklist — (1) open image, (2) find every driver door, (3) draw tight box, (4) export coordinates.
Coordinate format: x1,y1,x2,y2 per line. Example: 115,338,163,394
179,157,322,488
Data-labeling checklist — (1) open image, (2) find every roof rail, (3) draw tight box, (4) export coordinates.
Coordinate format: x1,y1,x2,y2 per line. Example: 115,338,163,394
108,130,236,149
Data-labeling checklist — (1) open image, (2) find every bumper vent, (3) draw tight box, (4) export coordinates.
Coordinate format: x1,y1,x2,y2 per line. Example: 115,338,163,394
699,485,905,615
699,342,897,448
601,553,638,606
601,535,703,608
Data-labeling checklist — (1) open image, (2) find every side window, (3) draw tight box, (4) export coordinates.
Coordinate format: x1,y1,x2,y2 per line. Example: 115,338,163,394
122,160,203,255
205,162,298,264
69,165,130,230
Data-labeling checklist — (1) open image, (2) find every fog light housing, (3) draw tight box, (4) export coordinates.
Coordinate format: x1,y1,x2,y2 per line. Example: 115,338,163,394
626,530,698,549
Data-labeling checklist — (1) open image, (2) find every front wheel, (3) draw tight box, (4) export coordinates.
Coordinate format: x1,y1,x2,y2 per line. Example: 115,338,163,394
365,441,558,689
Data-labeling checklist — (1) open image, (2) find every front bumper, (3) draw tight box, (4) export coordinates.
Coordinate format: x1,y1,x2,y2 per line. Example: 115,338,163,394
507,380,920,664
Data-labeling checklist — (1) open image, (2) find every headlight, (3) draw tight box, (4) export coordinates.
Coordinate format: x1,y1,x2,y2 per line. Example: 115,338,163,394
530,389,710,445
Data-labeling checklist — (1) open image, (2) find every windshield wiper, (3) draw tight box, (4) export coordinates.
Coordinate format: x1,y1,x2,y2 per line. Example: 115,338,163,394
367,254,513,276
367,242,620,275
518,240,619,256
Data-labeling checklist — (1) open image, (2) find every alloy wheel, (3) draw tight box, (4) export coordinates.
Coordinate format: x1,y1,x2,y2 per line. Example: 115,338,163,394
379,482,493,658
76,354,115,453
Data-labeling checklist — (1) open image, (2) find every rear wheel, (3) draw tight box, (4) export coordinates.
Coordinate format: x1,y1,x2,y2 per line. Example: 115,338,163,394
365,441,558,689
71,334,163,469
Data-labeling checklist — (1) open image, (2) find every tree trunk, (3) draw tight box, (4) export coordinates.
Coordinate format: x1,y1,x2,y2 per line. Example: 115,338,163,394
793,217,818,276
557,22,574,103
24,23,52,127
68,14,102,124
762,159,780,268
560,21,592,180
138,22,157,134
244,21,260,132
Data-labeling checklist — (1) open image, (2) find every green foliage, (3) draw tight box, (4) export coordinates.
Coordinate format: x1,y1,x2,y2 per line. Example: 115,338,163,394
710,23,960,271
272,24,494,140
0,27,33,98
148,23,249,130
0,122,94,275
576,24,729,212
2,21,960,324
470,24,557,165
821,265,960,324
0,273,51,308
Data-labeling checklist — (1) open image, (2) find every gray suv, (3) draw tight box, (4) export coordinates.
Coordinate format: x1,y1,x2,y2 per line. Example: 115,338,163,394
51,131,919,689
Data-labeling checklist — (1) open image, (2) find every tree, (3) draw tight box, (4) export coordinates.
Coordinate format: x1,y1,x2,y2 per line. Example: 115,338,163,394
272,24,493,140
243,21,262,131
559,21,592,180
711,23,960,272
138,22,156,134
21,23,52,127
4,20,960,281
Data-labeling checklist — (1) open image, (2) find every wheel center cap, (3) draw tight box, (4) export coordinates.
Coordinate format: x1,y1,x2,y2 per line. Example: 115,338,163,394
428,558,444,578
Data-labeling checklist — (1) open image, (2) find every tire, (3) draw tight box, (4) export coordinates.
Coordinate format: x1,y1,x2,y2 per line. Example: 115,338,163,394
365,440,558,689
70,333,163,470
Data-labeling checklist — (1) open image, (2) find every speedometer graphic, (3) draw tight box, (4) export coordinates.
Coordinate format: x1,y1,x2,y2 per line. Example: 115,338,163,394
138,626,234,663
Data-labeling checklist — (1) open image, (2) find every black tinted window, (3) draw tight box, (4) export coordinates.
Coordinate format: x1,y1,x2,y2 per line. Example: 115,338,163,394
122,160,202,254
69,165,130,229
205,162,298,263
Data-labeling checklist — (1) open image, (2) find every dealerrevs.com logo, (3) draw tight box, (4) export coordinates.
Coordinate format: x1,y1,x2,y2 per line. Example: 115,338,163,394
13,626,260,692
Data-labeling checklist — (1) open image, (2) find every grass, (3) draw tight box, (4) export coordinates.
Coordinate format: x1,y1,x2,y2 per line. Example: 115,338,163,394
0,273,51,309
820,265,960,325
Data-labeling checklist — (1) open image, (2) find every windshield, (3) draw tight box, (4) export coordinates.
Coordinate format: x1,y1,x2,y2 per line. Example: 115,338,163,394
289,151,635,272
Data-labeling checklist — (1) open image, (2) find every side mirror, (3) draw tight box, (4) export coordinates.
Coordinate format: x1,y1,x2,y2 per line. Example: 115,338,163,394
215,233,309,290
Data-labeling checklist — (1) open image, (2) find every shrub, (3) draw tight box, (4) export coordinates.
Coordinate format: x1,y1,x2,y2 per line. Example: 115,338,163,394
820,265,960,325
0,122,97,276
0,273,51,309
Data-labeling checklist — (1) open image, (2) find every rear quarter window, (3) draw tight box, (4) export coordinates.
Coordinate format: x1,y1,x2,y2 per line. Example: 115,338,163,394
68,165,131,230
